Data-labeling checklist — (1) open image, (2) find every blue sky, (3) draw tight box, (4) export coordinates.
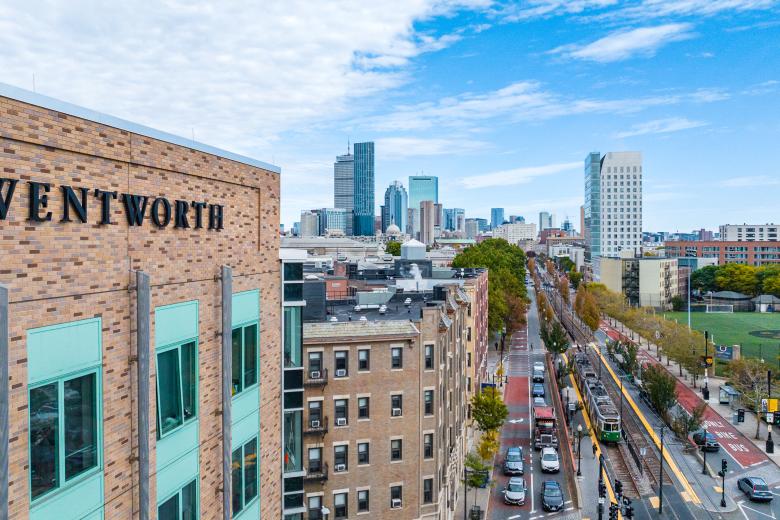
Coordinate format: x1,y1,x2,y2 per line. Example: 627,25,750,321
2,0,779,231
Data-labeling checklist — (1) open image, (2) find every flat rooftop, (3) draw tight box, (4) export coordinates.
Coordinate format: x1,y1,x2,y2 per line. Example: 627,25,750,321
304,320,419,341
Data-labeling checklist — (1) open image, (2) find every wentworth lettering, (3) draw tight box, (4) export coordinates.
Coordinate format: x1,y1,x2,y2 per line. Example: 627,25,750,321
0,176,225,231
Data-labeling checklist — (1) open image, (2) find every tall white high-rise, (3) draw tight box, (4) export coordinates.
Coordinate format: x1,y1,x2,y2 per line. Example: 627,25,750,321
538,212,555,231
334,151,354,235
300,210,320,237
584,151,643,276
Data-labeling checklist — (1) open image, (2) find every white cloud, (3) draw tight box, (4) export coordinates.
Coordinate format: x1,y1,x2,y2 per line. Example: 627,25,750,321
718,175,780,187
375,137,489,159
498,0,618,20
613,117,707,138
459,161,581,189
506,0,778,20
550,24,694,62
0,0,490,156
366,81,727,131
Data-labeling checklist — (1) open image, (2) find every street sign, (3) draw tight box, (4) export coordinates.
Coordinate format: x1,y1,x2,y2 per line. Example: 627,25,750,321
768,413,774,424
714,345,734,361
599,497,605,505
761,399,778,413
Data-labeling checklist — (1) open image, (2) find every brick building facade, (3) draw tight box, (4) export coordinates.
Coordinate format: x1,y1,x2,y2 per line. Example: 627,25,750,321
664,240,780,266
0,84,282,519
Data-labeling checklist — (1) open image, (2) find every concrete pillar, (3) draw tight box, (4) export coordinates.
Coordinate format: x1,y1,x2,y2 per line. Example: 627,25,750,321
136,272,151,520
0,284,8,520
221,266,233,520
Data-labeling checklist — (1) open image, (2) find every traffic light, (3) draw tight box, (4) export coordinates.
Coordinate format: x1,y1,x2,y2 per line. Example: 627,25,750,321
608,503,618,520
719,458,728,477
599,481,607,498
625,504,634,518
614,479,623,496
738,408,745,423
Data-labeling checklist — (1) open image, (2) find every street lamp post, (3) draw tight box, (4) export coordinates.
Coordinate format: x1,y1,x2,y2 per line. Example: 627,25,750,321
577,424,583,477
767,370,774,454
702,426,708,475
703,331,710,401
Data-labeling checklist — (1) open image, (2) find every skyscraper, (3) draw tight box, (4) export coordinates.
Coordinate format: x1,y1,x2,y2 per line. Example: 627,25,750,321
300,210,320,237
539,212,555,231
334,150,354,235
409,176,438,236
420,200,436,246
444,208,465,231
584,151,643,277
382,180,408,232
491,208,505,229
353,142,375,235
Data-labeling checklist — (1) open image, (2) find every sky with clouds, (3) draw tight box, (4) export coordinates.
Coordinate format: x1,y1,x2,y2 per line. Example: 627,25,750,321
1,0,779,231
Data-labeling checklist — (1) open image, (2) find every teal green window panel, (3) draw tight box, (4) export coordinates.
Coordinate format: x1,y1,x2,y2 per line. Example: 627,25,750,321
156,341,198,438
232,290,260,327
27,317,102,385
232,389,259,428
231,437,259,518
157,420,199,471
155,301,199,351
157,446,198,509
29,465,104,520
231,323,258,398
283,307,302,368
158,478,198,520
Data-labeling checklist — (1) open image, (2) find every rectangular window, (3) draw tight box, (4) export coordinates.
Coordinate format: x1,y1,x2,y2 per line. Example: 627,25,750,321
158,478,198,520
284,307,302,368
390,485,402,508
231,323,258,396
308,351,322,377
308,496,322,520
358,397,370,419
424,433,433,459
30,371,100,500
358,442,370,464
424,345,434,370
424,390,434,416
284,411,302,472
391,347,403,369
423,478,433,504
308,447,322,473
334,351,348,377
334,445,348,471
358,349,370,371
357,489,370,512
231,437,258,516
334,492,348,519
308,400,322,425
335,399,348,424
157,341,197,437
284,262,304,281
391,394,402,416
390,439,402,461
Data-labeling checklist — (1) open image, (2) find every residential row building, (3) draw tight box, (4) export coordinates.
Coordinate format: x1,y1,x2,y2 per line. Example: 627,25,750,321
0,83,296,519
664,240,780,266
718,224,779,242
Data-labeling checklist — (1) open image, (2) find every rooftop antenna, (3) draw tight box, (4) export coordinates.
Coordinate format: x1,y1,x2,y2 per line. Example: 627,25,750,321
32,73,36,93
347,138,351,155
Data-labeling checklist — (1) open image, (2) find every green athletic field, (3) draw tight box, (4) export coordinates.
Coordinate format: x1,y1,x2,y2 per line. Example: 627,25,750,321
662,311,780,361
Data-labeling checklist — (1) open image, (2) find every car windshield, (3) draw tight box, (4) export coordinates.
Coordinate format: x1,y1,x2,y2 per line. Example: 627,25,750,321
508,482,524,492
542,453,557,461
544,485,562,497
506,451,522,461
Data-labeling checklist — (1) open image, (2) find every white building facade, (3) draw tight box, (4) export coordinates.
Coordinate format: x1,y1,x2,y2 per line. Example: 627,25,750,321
719,224,779,241
493,222,537,244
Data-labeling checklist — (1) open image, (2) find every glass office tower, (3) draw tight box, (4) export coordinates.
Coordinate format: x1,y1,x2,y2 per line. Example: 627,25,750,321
352,142,375,236
490,208,504,230
382,181,408,232
333,152,354,235
584,152,602,265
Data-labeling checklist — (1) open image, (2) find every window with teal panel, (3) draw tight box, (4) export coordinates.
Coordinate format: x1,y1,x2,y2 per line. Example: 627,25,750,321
158,478,198,520
231,323,258,397
283,306,302,368
29,369,100,501
232,437,259,517
156,341,197,438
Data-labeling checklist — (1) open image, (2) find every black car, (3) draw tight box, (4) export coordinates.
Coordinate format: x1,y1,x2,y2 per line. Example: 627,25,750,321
532,384,545,398
532,369,545,383
541,480,564,512
738,477,774,502
691,430,720,452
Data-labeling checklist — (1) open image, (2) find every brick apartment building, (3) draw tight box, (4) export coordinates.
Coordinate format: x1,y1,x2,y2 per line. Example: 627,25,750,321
665,240,780,266
0,83,287,519
301,283,474,520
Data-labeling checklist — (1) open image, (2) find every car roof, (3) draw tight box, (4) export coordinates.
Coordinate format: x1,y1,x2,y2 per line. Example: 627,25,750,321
542,480,561,488
746,476,767,485
507,447,522,453
542,447,557,454
508,476,525,484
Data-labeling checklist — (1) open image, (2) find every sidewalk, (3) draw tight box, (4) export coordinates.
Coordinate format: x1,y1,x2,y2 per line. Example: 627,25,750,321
602,318,780,469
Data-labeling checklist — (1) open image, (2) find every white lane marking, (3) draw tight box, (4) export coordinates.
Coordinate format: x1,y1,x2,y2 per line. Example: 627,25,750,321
738,501,776,519
508,419,524,424
507,515,522,519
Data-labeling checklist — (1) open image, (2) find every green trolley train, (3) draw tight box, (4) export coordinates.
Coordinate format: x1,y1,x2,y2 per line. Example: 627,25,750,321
573,350,622,443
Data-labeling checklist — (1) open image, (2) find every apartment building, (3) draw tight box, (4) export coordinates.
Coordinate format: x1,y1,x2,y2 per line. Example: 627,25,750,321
0,83,283,519
600,257,678,308
301,284,471,520
719,224,779,241
492,222,537,245
665,241,780,266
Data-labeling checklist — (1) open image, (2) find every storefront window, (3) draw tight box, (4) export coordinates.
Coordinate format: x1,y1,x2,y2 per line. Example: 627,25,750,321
284,307,302,368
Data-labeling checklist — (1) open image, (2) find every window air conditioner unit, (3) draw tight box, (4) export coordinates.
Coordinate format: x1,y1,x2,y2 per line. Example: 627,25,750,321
392,408,402,417
335,464,346,472
310,370,321,379
391,499,402,508
336,417,347,426
336,369,347,377
310,420,321,428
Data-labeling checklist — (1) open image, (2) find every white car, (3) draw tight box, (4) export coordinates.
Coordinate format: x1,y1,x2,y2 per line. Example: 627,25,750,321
533,361,545,373
533,397,546,406
540,447,560,473
503,476,527,505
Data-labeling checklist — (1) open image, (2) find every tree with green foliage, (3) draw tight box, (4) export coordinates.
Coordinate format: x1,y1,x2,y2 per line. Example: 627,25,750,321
453,238,528,335
670,295,685,312
471,387,509,432
569,269,583,290
384,241,401,256
642,364,678,423
728,358,779,439
691,265,719,292
715,263,760,296
574,285,600,331
541,321,569,355
464,452,491,504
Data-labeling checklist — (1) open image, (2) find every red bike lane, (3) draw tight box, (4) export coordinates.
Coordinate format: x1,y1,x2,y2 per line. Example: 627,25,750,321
601,322,769,468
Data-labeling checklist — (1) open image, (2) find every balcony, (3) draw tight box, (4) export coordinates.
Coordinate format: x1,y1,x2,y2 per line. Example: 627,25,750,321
304,462,329,484
304,416,328,436
304,368,328,387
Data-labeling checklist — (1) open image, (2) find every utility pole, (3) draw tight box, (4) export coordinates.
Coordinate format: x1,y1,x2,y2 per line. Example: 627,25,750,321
767,370,774,454
703,330,710,400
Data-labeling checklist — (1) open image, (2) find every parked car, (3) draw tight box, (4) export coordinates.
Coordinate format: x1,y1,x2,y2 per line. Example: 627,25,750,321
503,477,527,505
534,397,546,406
502,447,524,475
541,480,564,512
540,447,560,473
533,361,545,373
691,430,720,452
532,383,545,398
533,369,545,383
738,477,774,502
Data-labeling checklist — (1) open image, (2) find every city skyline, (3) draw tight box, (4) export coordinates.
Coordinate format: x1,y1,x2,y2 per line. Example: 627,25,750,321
1,2,778,232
